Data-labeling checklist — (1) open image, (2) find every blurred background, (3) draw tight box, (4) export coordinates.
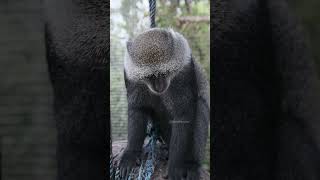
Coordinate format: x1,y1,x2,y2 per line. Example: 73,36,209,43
290,0,320,69
0,0,319,179
110,0,211,171
0,1,56,180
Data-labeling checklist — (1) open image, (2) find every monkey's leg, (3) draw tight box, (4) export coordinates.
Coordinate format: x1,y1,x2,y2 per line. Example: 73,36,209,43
119,107,148,179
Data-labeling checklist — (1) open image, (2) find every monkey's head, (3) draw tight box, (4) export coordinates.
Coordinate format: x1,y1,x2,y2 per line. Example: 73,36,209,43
124,28,191,95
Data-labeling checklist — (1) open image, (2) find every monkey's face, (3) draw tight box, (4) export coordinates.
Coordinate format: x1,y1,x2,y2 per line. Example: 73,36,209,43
124,28,191,95
143,73,171,95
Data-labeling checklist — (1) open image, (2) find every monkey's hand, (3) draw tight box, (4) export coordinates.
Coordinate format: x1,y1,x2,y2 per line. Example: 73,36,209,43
168,163,201,180
119,150,141,179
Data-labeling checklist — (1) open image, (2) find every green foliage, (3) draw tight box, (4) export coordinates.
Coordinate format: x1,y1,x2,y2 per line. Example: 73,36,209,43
289,0,320,73
156,0,210,79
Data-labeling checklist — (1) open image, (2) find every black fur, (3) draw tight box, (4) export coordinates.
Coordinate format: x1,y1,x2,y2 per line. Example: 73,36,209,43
120,58,209,180
44,1,109,179
213,0,320,179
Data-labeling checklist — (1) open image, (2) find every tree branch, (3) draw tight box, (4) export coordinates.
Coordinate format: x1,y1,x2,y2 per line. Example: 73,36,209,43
177,16,210,24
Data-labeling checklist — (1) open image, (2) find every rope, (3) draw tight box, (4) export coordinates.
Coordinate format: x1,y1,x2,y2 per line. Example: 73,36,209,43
137,123,158,180
149,0,157,28
110,122,159,180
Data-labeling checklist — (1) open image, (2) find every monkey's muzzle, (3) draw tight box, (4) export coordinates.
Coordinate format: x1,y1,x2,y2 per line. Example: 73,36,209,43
147,76,170,95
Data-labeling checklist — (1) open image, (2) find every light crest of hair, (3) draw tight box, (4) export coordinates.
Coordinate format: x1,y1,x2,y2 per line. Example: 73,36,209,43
124,28,191,81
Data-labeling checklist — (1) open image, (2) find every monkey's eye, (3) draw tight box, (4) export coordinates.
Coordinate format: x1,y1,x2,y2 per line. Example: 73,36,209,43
147,73,165,80
147,74,156,79
158,73,167,77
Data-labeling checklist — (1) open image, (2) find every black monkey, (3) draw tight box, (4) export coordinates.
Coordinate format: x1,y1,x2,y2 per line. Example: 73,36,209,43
119,28,210,179
44,1,109,179
213,0,320,179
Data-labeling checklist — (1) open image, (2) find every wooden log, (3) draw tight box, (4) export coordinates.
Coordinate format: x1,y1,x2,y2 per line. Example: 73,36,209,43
111,140,210,180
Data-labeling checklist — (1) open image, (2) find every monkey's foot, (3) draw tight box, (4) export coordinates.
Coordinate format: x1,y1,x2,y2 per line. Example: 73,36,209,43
168,164,200,180
118,150,141,179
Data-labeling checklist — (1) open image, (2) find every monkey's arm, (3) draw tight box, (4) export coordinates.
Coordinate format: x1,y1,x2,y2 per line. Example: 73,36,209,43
269,0,320,179
193,61,210,165
119,103,149,178
193,96,210,161
193,60,210,165
168,100,208,179
168,110,196,179
122,77,149,152
125,106,148,152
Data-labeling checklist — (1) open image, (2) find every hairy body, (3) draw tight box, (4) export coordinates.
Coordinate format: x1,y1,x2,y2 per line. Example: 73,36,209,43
213,0,320,179
44,1,109,179
120,28,209,180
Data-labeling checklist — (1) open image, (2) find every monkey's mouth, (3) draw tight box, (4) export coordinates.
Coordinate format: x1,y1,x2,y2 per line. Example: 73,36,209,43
148,85,169,95
146,77,170,95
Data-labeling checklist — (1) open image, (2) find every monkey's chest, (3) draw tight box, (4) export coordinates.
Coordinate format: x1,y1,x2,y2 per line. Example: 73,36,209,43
150,102,173,143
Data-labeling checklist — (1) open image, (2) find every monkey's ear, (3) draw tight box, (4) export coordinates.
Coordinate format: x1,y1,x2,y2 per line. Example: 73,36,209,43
126,41,133,54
